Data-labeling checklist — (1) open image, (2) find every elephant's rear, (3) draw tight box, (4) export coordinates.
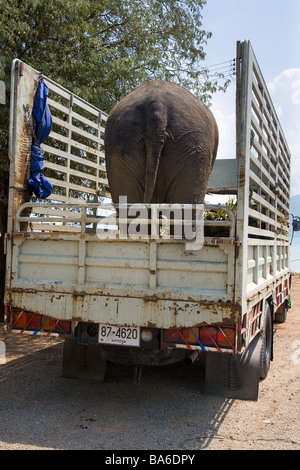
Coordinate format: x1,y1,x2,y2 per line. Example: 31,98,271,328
104,80,218,204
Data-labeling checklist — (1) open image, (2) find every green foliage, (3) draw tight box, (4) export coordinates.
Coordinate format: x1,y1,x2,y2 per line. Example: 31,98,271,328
204,198,237,237
205,198,237,221
0,0,229,108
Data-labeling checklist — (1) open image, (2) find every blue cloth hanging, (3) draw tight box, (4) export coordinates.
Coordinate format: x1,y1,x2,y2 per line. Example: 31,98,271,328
27,77,53,199
30,144,45,172
32,78,52,144
27,172,53,199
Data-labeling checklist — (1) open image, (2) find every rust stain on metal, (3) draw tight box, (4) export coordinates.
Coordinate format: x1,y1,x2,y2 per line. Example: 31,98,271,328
143,295,158,302
238,165,246,187
12,63,37,231
73,291,86,297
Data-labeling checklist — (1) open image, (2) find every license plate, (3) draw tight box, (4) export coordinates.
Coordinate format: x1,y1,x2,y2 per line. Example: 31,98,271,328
98,324,140,347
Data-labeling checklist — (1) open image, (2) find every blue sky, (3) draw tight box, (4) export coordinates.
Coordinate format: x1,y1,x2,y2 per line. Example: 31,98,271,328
202,0,299,81
200,0,300,198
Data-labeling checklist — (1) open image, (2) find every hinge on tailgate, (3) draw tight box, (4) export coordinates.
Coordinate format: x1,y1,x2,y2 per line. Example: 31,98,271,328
209,238,242,246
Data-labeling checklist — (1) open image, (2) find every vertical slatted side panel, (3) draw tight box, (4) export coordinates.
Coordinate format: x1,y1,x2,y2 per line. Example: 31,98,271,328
4,62,113,232
236,40,291,316
248,51,290,240
41,77,110,204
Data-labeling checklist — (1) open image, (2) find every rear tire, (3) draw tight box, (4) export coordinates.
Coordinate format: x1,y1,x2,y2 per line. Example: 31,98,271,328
62,338,107,381
259,301,273,379
275,304,287,323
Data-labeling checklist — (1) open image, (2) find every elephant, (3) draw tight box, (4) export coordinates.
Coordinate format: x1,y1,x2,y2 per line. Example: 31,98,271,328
104,80,218,205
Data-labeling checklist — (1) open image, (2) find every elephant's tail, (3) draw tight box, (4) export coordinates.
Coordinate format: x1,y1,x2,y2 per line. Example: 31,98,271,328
143,127,169,203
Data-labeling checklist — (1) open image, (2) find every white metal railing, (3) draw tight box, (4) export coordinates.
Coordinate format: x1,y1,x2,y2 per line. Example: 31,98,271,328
15,202,236,240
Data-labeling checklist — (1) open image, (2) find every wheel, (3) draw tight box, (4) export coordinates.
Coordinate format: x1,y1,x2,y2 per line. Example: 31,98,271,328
62,338,107,381
275,304,287,323
259,301,273,379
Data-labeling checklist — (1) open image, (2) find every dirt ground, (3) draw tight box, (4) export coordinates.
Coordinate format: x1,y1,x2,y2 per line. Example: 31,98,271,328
0,275,299,451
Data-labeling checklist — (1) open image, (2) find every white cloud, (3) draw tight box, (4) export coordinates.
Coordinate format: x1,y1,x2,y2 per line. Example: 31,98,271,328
268,68,300,197
210,85,236,160
214,110,236,160
210,69,300,197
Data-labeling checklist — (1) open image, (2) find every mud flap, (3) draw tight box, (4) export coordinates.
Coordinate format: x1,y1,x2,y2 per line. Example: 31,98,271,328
205,334,262,401
62,338,107,381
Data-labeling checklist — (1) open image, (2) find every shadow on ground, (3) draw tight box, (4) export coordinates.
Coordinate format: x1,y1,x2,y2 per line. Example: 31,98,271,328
0,328,234,450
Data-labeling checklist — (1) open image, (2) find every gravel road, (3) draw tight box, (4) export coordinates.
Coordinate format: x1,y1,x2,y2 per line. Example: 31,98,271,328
0,276,299,451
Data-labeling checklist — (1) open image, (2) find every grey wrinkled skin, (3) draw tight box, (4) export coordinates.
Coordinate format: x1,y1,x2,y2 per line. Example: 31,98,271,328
104,80,218,204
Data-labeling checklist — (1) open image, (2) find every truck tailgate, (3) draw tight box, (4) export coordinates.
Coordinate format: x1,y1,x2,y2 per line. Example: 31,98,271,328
6,232,237,328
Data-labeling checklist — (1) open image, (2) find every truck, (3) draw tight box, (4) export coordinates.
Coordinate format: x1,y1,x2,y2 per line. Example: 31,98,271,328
4,40,296,400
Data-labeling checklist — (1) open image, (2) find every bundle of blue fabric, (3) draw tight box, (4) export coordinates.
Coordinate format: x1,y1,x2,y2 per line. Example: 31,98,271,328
27,78,53,199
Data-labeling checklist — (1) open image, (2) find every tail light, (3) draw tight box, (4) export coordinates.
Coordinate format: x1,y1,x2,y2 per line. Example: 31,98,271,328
199,327,218,346
200,326,236,349
217,327,236,348
164,326,236,350
164,328,199,344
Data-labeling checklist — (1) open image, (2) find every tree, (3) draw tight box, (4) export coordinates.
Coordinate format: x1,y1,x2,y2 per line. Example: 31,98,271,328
0,0,229,318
